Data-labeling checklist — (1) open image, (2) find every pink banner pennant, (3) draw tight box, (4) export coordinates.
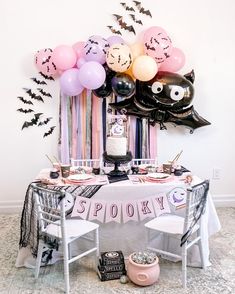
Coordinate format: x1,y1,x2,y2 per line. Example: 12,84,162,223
151,193,170,217
71,196,91,219
122,200,139,223
137,197,156,221
105,201,122,223
89,199,106,222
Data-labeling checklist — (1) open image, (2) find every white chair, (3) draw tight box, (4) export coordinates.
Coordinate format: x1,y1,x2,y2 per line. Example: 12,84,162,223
145,180,209,288
31,183,99,294
131,158,158,166
70,158,102,168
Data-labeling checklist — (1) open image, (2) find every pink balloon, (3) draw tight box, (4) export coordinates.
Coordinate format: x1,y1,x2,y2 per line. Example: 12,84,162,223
78,61,106,90
72,41,85,58
143,26,167,41
51,45,77,71
143,26,172,65
76,57,86,69
34,48,57,76
159,48,185,72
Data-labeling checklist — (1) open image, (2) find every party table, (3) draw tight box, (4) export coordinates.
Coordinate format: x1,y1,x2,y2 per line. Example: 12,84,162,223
16,169,221,269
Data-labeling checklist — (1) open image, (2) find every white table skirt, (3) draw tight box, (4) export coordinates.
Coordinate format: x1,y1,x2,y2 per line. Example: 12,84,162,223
16,175,221,268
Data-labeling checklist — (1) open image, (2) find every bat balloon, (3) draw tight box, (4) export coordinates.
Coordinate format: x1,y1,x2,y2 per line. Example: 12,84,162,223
110,70,211,132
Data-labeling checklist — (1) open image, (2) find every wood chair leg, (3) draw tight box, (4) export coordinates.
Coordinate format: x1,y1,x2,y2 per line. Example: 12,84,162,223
35,240,44,279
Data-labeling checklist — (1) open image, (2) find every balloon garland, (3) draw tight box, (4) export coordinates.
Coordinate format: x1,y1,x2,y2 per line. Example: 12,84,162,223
33,24,210,132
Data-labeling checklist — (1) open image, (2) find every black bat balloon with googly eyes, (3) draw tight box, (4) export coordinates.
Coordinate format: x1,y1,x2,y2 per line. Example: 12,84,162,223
97,69,210,132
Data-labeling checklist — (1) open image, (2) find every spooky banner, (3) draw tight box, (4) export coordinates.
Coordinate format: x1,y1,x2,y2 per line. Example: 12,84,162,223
71,189,186,223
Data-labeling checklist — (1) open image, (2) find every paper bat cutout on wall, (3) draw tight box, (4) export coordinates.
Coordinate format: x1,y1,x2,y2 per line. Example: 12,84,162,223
30,77,47,85
17,96,34,105
133,1,152,17
129,14,143,25
37,88,52,97
43,126,55,137
38,117,52,126
17,108,34,114
113,14,136,34
120,2,135,11
23,88,44,102
107,26,122,35
39,72,55,81
21,113,43,130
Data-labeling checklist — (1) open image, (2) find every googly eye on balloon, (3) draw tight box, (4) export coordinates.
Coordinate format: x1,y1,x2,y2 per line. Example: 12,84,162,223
151,82,163,94
170,86,185,101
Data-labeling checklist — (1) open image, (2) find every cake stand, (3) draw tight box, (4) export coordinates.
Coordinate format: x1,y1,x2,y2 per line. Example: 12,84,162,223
103,151,133,177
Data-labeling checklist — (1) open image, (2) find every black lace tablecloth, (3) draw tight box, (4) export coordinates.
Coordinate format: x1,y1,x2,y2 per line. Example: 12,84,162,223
19,183,102,257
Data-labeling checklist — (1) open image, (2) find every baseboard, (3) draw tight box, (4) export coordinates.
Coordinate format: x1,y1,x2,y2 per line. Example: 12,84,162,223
0,200,23,214
212,194,235,207
0,195,234,214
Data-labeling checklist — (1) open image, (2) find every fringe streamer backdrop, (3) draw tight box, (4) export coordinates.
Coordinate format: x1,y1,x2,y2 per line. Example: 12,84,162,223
58,91,157,164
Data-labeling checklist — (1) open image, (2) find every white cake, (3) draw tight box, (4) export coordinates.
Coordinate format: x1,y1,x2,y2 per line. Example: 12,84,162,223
106,137,127,156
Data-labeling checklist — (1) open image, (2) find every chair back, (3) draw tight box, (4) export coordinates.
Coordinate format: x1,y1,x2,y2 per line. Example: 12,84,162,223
132,158,158,166
181,180,209,245
31,183,67,236
71,158,101,168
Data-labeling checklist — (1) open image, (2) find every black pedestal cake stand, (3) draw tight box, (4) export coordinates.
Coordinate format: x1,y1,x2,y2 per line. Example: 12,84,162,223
103,151,133,177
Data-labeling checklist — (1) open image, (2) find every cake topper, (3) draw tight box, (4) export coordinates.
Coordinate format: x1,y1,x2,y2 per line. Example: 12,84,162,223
108,114,127,137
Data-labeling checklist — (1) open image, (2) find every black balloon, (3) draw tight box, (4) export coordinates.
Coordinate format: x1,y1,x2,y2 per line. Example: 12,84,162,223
93,64,116,98
103,63,116,79
93,80,112,98
111,73,135,98
110,70,211,132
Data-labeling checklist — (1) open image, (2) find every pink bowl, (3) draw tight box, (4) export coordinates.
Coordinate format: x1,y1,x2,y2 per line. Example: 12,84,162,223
127,254,160,286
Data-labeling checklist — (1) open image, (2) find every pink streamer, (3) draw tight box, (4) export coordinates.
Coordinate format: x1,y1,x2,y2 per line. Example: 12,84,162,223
92,94,101,159
60,93,70,164
76,94,82,159
71,97,78,159
129,116,136,157
81,91,87,159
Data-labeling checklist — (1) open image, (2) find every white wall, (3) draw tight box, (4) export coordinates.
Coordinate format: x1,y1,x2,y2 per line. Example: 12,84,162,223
0,0,235,210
